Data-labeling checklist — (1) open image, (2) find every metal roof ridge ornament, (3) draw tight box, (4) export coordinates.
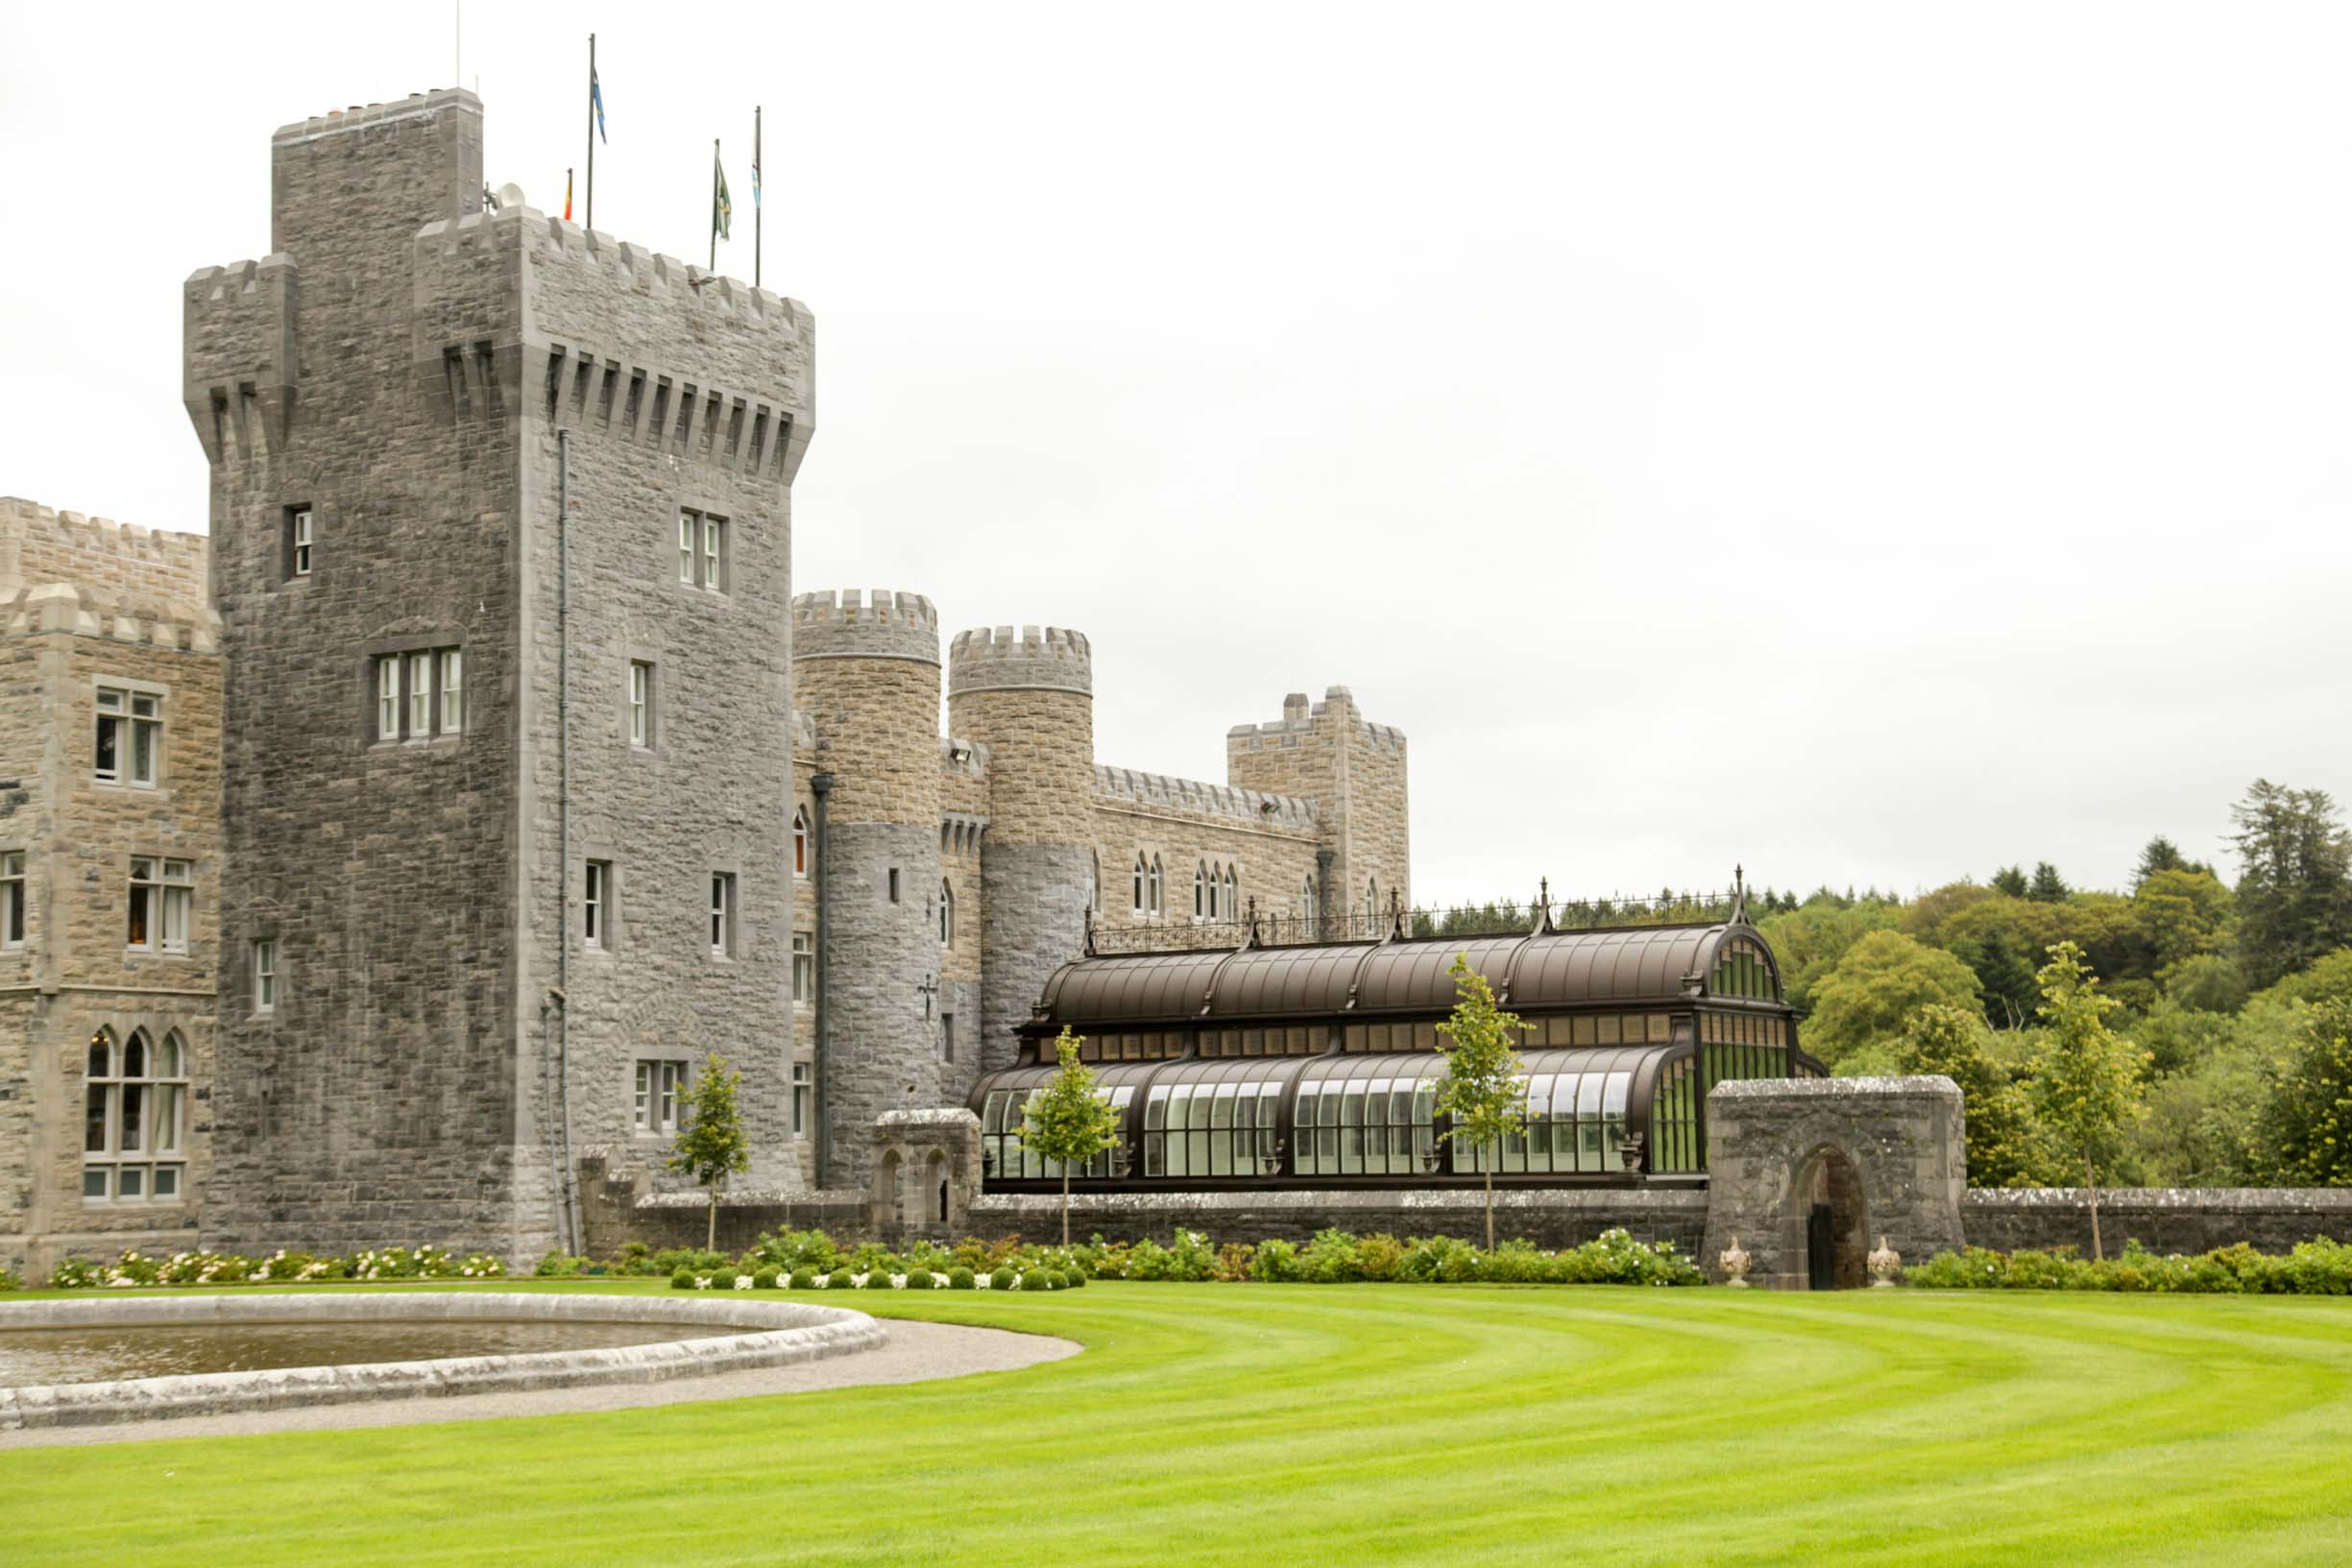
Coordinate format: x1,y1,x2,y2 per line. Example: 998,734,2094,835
1244,895,1262,950
1387,887,1405,943
1730,863,1749,927
1082,903,1098,957
1534,876,1557,935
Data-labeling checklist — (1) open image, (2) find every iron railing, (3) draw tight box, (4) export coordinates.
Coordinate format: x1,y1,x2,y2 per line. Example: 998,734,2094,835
1086,884,1743,956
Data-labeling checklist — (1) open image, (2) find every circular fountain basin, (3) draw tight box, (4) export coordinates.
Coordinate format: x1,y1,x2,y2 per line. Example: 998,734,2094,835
0,1291,885,1431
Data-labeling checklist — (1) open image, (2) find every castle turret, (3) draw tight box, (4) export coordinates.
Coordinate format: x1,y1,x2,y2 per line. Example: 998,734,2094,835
1228,686,1409,929
948,626,1095,1071
793,591,943,1187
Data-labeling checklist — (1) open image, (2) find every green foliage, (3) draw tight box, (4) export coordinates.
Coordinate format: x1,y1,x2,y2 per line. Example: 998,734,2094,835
1807,930,1982,1068
747,1227,843,1274
2229,779,2352,989
1249,1239,1300,1282
2261,1000,2352,1186
47,1245,503,1290
947,1266,976,1290
2030,942,2148,1258
1991,865,2029,899
2254,948,2352,1011
2027,862,2071,903
670,1266,696,1290
1909,1238,2352,1293
1019,1027,1124,1244
1433,953,1529,1249
2165,953,2250,1016
0,1266,21,1291
752,1266,781,1289
988,1266,1017,1291
1892,1004,2049,1187
667,1053,752,1250
1753,897,1901,1012
788,1268,818,1290
533,1252,590,1278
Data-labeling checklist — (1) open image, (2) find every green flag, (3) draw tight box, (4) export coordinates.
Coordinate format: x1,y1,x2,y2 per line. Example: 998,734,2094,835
713,146,732,242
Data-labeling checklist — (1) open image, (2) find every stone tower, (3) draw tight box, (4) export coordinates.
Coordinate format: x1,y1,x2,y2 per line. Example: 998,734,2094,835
1226,687,1410,928
183,89,814,1259
947,626,1095,1072
790,590,942,1188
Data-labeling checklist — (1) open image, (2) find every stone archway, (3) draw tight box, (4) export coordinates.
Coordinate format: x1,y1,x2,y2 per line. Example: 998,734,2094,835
1787,1144,1870,1291
1700,1076,1967,1290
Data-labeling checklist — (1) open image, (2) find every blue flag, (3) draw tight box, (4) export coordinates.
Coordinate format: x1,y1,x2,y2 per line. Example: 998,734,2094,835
592,70,607,143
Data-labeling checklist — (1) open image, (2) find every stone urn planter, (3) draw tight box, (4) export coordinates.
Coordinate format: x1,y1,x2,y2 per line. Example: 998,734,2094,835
1867,1235,1902,1288
1718,1236,1753,1289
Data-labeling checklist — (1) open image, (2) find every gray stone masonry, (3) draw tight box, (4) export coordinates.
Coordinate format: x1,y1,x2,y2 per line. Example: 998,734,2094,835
978,845,1095,1072
868,1108,983,1241
820,823,943,1188
1700,1076,1968,1290
1962,1188,2352,1256
973,1187,1710,1253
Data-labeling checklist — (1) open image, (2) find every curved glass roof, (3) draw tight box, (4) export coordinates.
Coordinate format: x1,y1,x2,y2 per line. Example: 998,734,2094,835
1034,924,1779,1032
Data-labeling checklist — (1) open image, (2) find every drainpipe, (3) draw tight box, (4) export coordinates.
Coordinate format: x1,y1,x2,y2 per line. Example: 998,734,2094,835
553,429,582,1255
1315,849,1334,941
810,771,835,1188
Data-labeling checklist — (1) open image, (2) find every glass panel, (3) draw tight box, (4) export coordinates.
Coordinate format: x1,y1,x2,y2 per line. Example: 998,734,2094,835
85,1084,109,1152
132,718,157,784
87,1035,109,1076
124,1034,146,1078
158,1036,182,1076
155,1165,181,1198
155,1085,182,1152
1578,1073,1605,1171
119,1165,143,1198
83,1166,108,1198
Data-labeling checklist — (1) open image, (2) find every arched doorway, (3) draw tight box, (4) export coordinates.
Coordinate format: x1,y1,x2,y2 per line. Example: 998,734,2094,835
926,1150,949,1224
1789,1145,1868,1290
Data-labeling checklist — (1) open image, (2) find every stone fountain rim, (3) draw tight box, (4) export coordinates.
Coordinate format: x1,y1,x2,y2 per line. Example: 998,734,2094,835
0,1290,886,1431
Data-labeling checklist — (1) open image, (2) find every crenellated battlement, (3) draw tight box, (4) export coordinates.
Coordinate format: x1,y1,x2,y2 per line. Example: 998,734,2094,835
182,254,299,465
1227,684,1406,755
947,625,1094,697
1094,765,1317,831
0,497,210,606
407,205,815,480
1,582,221,655
272,87,480,147
790,590,940,663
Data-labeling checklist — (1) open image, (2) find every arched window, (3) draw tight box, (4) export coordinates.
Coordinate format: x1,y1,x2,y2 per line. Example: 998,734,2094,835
1366,877,1379,918
940,880,955,945
84,1026,186,1202
792,808,810,878
1196,861,1209,920
1132,855,1148,914
1149,856,1163,917
1302,875,1318,937
1224,865,1239,920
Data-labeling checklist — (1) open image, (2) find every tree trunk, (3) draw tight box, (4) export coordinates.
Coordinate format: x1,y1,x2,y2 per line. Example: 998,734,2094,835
1484,1166,1495,1252
707,1185,719,1253
2085,1155,2103,1263
1061,1168,1072,1247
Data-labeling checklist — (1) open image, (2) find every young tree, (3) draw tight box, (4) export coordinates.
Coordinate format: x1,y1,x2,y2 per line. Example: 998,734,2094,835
1892,1004,2047,1187
2229,779,2352,989
1433,953,1529,1251
1018,1026,1123,1245
2028,942,2146,1261
1990,865,2029,900
2026,862,2071,904
668,1053,752,1252
2261,999,2352,1187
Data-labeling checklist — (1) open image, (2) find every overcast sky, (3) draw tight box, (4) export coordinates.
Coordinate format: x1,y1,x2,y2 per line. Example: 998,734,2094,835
5,3,2347,906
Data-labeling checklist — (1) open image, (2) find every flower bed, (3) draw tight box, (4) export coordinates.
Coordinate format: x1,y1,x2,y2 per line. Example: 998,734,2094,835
1907,1238,2352,1293
40,1245,505,1291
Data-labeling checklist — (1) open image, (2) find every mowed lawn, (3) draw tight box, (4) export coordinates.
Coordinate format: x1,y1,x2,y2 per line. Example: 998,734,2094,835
5,1280,2352,1565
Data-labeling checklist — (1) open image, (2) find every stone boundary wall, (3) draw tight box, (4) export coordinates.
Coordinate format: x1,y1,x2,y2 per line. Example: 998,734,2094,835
1961,1189,2352,1257
970,1188,1710,1252
0,1292,883,1430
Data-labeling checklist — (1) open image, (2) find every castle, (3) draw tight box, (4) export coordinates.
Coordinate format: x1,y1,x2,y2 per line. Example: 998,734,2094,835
0,88,1407,1273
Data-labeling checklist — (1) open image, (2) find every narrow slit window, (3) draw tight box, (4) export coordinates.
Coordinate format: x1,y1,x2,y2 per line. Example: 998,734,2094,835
0,852,23,948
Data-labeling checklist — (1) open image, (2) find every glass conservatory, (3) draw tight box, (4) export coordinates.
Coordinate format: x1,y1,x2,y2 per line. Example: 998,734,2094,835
969,917,1820,1190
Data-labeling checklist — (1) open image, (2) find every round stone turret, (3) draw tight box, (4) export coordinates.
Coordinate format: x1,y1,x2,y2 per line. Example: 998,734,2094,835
792,589,940,666
791,590,945,1179
948,624,1097,1073
946,624,1092,696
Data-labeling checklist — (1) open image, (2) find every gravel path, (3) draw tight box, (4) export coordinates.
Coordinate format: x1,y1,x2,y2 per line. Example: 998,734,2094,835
0,1318,1078,1450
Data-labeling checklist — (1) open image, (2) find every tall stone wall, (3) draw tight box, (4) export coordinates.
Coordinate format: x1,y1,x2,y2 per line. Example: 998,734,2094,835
0,531,222,1277
793,591,940,1187
949,627,1094,1073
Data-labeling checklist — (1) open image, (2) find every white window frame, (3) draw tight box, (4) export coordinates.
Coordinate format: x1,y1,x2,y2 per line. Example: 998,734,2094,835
701,515,724,591
439,649,464,735
678,513,695,584
253,936,277,1014
710,872,736,957
291,507,314,576
1149,855,1163,917
635,1059,688,1133
790,1061,810,1136
584,860,610,951
940,879,955,946
377,658,399,739
83,1028,188,1203
1225,866,1239,921
1132,855,1147,915
405,652,430,736
792,931,813,1006
629,661,653,747
95,687,162,788
128,856,193,954
1,851,23,949
1196,861,1209,921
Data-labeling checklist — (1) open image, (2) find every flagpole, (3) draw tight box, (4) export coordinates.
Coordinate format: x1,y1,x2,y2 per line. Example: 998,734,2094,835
711,139,720,271
585,33,596,229
754,107,763,288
